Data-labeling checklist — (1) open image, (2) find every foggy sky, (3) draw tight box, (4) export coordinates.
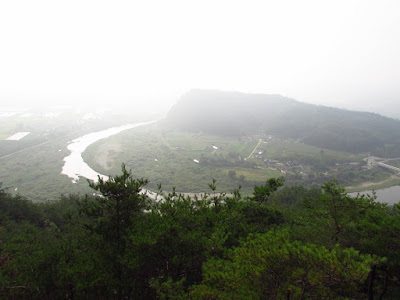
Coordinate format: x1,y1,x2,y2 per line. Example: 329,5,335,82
1,0,399,117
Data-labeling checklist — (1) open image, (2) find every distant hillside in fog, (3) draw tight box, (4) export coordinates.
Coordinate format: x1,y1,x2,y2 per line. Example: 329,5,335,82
164,90,400,157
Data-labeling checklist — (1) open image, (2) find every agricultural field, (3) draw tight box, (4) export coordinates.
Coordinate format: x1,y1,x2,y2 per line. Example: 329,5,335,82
83,124,393,195
1,110,398,201
0,107,152,201
0,137,93,201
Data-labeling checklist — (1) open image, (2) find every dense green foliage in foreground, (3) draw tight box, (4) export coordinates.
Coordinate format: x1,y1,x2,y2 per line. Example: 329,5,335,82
1,166,400,299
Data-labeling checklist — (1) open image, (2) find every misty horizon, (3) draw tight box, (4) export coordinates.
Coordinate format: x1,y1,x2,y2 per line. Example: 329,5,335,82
1,1,399,118
1,88,400,121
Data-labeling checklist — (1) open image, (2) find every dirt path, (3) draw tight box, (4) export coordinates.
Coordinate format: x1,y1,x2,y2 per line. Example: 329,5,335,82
245,139,262,160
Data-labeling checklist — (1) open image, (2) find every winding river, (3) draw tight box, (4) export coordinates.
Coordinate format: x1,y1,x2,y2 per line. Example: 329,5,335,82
61,121,399,205
61,120,156,182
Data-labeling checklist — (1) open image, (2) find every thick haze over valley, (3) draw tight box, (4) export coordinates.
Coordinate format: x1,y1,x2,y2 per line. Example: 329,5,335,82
3,2,400,297
1,0,399,118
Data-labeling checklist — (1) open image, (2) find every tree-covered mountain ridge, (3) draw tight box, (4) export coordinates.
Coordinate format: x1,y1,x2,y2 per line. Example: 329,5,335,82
165,89,400,156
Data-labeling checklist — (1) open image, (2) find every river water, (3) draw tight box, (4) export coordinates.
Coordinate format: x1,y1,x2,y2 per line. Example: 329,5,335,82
61,121,156,182
61,121,399,205
349,185,400,205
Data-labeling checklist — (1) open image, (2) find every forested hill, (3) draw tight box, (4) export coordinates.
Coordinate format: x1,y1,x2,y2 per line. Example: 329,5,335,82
164,89,400,156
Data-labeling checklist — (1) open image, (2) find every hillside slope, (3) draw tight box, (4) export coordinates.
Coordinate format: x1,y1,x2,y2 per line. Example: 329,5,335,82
164,90,400,156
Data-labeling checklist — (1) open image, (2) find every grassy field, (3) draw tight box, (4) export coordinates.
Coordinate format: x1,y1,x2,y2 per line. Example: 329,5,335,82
257,139,363,162
84,125,268,194
83,124,380,195
163,131,258,158
0,108,151,201
222,167,282,181
1,111,397,201
0,134,94,201
83,125,242,193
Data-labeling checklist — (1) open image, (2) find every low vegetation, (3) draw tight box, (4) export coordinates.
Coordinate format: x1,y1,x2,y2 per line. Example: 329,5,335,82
0,109,151,201
83,124,395,195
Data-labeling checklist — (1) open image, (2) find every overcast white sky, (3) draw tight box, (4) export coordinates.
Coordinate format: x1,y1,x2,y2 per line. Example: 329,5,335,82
1,0,399,116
